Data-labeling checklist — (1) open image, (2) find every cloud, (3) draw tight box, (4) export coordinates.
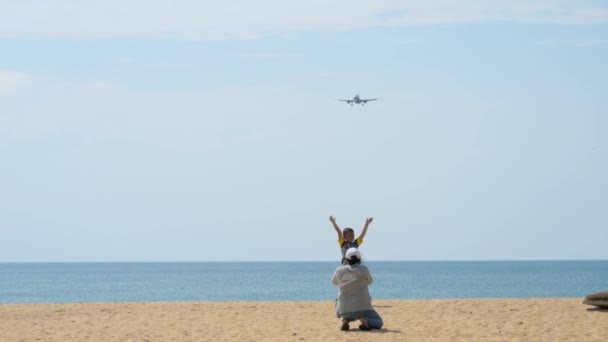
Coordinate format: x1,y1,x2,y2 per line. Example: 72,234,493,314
105,57,136,64
0,77,325,144
0,70,31,91
576,39,608,46
240,52,302,59
398,39,422,45
0,1,606,41
88,81,118,89
103,57,194,70
536,39,608,47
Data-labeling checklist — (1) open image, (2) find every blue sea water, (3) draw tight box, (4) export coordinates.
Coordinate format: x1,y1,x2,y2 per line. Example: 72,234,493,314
1,261,607,304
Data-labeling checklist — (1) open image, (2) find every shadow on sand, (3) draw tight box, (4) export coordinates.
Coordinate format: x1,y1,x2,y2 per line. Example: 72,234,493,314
377,328,403,334
345,328,403,334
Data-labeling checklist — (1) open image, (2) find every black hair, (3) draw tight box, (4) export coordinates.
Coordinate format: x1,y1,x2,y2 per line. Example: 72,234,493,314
343,227,354,234
347,256,361,265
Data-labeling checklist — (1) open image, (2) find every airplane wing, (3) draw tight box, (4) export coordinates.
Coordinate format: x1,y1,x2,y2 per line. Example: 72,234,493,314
361,98,378,103
338,99,353,103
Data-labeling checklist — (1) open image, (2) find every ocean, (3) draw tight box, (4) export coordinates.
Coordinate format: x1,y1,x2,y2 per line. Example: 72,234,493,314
1,261,607,304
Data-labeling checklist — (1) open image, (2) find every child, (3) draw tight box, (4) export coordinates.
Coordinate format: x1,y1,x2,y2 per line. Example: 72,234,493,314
329,216,373,263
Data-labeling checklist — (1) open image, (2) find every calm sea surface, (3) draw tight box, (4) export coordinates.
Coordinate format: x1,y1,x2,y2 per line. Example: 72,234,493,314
1,261,607,304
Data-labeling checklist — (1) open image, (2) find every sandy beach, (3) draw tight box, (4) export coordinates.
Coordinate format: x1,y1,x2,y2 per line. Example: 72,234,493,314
1,298,606,341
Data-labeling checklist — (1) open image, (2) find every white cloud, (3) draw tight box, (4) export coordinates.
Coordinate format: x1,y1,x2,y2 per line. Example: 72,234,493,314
105,57,136,64
0,1,606,40
88,81,118,89
240,52,302,59
536,39,608,47
398,39,422,45
576,39,608,46
106,58,194,70
0,70,31,91
0,77,326,144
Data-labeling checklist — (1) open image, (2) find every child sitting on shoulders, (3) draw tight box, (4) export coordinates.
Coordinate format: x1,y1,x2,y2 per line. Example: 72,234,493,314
329,215,373,263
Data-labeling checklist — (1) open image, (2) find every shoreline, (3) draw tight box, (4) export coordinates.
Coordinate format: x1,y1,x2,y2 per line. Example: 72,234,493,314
0,295,598,306
2,298,607,341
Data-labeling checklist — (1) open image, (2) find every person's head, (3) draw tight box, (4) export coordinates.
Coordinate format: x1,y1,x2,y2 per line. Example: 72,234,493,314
345,247,361,265
343,228,355,242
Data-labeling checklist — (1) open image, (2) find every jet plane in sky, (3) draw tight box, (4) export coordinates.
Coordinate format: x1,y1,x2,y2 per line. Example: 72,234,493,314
338,94,379,106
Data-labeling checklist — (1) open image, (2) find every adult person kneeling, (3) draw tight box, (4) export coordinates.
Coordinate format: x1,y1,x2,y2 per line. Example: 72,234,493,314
332,247,383,331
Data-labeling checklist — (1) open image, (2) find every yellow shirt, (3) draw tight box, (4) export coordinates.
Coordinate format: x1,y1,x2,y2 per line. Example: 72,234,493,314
338,237,363,258
338,237,363,247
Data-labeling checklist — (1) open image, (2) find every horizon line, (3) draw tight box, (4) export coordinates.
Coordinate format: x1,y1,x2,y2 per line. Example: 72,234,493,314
1,259,607,263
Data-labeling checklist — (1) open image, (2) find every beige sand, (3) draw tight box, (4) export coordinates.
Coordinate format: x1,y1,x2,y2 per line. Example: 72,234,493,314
1,298,606,341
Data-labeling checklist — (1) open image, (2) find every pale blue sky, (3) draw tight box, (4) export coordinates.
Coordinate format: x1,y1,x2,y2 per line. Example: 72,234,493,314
1,1,607,261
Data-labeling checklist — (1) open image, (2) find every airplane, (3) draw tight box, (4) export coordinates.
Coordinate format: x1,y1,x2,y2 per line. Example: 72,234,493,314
337,94,379,106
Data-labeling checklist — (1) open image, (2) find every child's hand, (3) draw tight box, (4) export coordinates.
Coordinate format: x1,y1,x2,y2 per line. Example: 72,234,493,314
329,216,337,224
366,217,374,225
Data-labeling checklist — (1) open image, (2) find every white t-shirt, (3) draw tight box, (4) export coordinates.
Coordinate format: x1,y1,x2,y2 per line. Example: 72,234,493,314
331,263,374,314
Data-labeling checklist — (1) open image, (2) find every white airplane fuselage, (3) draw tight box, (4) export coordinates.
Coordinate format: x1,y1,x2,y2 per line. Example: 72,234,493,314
339,94,378,106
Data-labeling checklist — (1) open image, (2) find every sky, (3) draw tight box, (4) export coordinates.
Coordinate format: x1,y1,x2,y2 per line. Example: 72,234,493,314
1,1,607,262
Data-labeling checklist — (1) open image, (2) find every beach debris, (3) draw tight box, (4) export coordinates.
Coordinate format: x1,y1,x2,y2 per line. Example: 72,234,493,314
583,291,608,309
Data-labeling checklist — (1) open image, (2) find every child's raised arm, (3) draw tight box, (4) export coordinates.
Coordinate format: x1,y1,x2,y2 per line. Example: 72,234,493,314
329,215,343,240
358,217,373,241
